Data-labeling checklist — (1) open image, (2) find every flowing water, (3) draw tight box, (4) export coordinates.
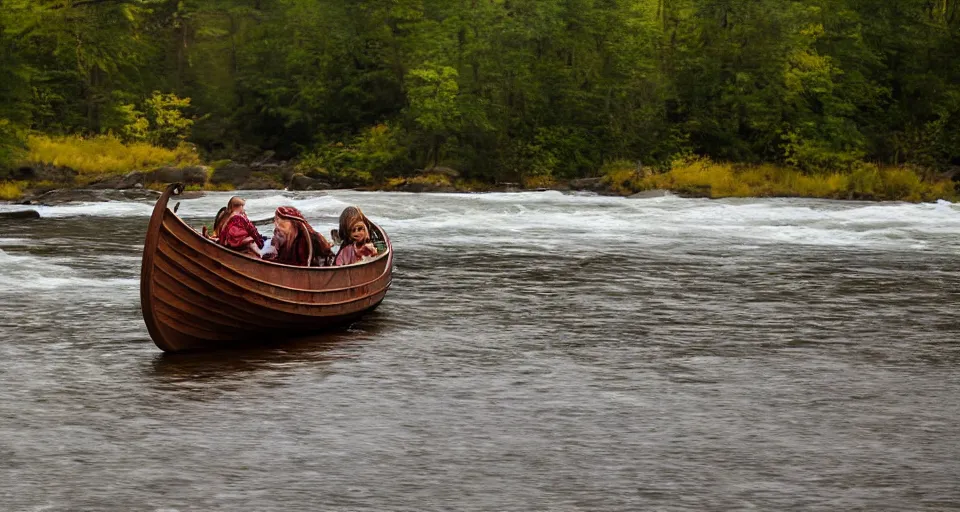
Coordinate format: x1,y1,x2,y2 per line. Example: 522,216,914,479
1,191,959,511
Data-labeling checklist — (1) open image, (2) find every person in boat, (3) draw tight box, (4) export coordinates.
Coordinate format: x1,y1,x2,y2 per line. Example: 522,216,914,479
216,196,264,257
202,206,228,240
334,206,379,266
262,206,334,267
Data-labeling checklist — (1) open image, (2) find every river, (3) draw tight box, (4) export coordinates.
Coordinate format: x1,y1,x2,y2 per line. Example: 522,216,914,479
1,191,959,510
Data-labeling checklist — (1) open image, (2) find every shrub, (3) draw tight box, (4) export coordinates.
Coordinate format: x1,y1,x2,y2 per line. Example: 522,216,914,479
297,143,372,187
522,174,560,189
0,119,26,172
120,92,195,148
846,164,882,199
599,160,642,196
453,179,495,192
880,167,922,201
299,124,406,187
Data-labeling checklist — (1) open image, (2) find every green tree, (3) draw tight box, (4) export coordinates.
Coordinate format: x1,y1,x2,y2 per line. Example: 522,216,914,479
406,64,461,167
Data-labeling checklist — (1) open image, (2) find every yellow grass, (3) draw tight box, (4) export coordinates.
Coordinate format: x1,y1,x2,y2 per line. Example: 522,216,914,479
604,157,957,202
383,177,406,189
202,182,235,191
25,135,200,176
409,173,453,187
0,181,24,201
453,179,496,192
522,175,560,189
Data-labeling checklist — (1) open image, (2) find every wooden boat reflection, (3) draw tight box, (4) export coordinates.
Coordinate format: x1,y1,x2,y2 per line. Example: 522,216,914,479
140,183,393,352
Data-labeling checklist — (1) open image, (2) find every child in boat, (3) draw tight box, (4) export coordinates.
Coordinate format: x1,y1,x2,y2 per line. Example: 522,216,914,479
262,206,334,266
217,196,264,257
334,206,379,266
202,206,228,240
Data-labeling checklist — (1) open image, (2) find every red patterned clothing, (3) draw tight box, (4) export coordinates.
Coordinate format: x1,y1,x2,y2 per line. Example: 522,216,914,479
218,214,264,251
265,206,333,267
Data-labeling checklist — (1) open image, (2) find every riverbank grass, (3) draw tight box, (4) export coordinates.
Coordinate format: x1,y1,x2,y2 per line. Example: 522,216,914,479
0,181,24,200
603,159,957,202
26,135,200,176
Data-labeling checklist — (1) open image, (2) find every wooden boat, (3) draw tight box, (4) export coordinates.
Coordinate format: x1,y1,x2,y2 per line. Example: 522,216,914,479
140,183,393,352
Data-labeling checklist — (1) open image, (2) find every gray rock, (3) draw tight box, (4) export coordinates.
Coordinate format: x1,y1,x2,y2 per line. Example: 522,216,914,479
22,188,160,206
252,162,293,180
0,209,40,220
145,166,184,184
237,177,284,190
144,166,206,186
12,164,78,183
210,162,252,186
629,189,671,199
569,177,605,191
119,171,146,188
88,171,147,190
395,180,457,193
674,185,711,198
289,173,330,191
140,166,204,186
88,176,125,189
181,166,209,185
277,162,297,183
120,189,162,201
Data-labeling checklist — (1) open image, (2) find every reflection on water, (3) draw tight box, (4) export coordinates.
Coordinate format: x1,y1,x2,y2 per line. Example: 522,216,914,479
149,312,392,384
149,337,354,383
1,192,960,511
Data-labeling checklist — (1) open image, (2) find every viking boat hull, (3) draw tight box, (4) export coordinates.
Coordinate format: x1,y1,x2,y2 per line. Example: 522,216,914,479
140,183,393,352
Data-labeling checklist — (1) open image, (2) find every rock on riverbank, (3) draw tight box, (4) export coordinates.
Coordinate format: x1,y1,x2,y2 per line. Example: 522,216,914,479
18,188,163,206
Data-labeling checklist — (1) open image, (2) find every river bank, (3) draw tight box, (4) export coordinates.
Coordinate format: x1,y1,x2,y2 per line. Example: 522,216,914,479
5,165,956,207
2,136,957,204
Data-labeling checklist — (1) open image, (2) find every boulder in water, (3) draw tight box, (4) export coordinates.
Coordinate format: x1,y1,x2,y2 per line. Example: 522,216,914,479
0,209,40,220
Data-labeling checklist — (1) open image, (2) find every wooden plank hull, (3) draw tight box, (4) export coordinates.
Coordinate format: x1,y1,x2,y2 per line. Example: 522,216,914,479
140,184,393,352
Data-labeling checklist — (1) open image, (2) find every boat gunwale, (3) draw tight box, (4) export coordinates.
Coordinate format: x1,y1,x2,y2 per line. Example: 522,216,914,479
163,201,392,273
159,216,392,295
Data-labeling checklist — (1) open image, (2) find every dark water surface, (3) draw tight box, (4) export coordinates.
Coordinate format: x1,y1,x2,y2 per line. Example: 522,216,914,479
1,191,959,511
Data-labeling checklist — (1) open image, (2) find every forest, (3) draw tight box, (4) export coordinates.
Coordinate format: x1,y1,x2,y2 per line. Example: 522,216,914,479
1,0,959,198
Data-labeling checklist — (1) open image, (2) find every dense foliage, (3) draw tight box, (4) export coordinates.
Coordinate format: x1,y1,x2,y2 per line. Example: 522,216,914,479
1,0,959,183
